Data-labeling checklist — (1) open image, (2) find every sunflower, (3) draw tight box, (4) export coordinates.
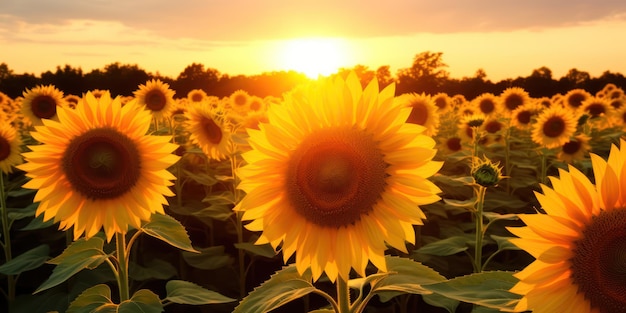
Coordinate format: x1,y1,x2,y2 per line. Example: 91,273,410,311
248,96,267,113
563,89,591,111
457,113,486,144
184,103,232,161
0,124,22,174
499,87,530,114
531,106,577,149
472,93,499,116
580,97,612,118
64,94,81,109
508,139,626,312
397,92,440,136
432,92,452,113
510,104,540,131
18,92,179,241
556,134,591,164
437,136,463,156
187,89,208,105
133,79,176,120
229,89,251,115
236,73,442,282
21,85,67,126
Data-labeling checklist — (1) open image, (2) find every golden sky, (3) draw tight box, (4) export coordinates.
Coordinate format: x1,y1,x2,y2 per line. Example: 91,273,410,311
1,0,626,80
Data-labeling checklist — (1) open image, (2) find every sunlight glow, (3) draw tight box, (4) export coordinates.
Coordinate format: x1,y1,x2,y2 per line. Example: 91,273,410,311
275,38,351,78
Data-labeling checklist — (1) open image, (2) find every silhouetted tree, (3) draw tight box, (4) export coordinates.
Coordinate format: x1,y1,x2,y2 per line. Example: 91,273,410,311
396,51,449,94
40,65,85,96
172,63,221,97
523,66,558,97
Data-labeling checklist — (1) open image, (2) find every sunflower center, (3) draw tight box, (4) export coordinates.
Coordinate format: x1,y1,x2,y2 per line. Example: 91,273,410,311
31,95,57,119
62,128,141,200
568,93,586,108
516,110,532,125
0,135,10,161
145,90,167,111
505,94,523,111
479,99,495,114
571,209,626,312
446,137,462,152
434,97,447,110
542,116,565,138
200,116,223,145
562,140,581,155
484,120,502,134
406,103,428,125
286,127,388,228
191,93,203,102
586,104,605,117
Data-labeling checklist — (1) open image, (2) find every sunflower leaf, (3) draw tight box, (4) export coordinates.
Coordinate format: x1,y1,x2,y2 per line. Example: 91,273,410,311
0,244,49,275
421,271,521,312
415,235,470,256
233,265,317,313
66,284,113,313
142,213,199,253
118,289,163,313
164,280,236,305
35,249,110,294
371,256,448,303
47,237,105,265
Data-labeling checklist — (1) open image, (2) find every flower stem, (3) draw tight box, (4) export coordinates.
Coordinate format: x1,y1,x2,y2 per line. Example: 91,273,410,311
336,276,351,313
115,232,130,302
474,185,487,273
230,151,246,299
0,172,15,303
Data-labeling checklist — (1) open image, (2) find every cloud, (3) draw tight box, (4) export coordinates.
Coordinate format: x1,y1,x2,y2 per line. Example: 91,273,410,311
1,0,626,41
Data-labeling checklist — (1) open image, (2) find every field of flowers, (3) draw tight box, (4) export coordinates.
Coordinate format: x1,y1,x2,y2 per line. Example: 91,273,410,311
0,73,625,312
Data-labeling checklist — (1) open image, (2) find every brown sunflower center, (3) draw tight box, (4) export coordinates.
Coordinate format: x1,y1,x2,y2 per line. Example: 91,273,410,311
568,93,586,108
62,128,141,200
406,103,428,125
200,116,223,145
542,116,565,138
504,94,524,111
0,135,10,161
233,94,247,107
191,93,203,102
479,99,495,114
562,140,581,155
31,95,57,119
516,110,532,125
286,127,388,228
145,90,167,111
484,120,502,134
586,103,605,117
571,209,626,312
447,137,462,152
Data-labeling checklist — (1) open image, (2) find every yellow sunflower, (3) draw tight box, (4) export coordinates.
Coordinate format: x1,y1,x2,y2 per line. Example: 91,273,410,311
0,124,22,174
499,87,530,115
531,106,577,149
21,85,67,126
508,139,626,312
187,89,208,105
580,97,613,119
184,103,232,161
397,92,440,136
18,92,179,241
236,73,442,282
133,79,176,120
472,93,499,116
229,89,251,115
510,104,540,131
556,134,591,164
563,88,592,111
432,92,452,113
457,112,486,144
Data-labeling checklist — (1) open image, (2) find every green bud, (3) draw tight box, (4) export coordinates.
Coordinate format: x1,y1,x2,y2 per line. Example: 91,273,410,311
472,158,502,187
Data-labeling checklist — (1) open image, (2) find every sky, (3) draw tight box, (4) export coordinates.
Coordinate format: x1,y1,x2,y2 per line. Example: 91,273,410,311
1,0,626,81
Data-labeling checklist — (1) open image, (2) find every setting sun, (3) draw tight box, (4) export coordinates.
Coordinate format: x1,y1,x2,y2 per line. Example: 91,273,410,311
275,37,351,78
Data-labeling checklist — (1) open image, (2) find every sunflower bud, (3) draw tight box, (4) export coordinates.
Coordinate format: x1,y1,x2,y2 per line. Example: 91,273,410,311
472,158,502,187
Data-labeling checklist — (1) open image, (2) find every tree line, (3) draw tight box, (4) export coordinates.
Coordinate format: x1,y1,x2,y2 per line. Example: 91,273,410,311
1,51,625,100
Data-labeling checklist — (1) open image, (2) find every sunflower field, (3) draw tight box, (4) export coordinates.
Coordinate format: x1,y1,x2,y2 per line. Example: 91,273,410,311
1,73,625,313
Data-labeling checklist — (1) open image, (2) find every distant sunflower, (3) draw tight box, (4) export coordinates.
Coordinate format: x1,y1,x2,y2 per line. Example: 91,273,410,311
438,136,463,155
397,92,440,136
431,92,452,113
510,104,540,131
187,89,208,105
556,134,591,163
508,139,626,312
21,85,66,126
458,113,486,143
18,92,179,241
236,73,442,282
185,103,232,160
0,124,22,174
499,87,530,114
481,116,505,145
229,89,251,115
64,94,81,109
531,106,577,149
472,93,499,116
133,79,176,120
563,89,591,111
248,96,267,113
609,98,624,110
580,97,613,119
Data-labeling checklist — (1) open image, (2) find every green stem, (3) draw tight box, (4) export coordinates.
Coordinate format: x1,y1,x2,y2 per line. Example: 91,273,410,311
504,127,512,194
539,149,547,185
336,276,351,313
230,151,246,299
474,185,487,273
0,172,15,303
115,232,130,302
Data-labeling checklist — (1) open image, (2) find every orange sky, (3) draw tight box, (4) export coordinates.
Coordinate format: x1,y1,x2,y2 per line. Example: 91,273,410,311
1,1,626,81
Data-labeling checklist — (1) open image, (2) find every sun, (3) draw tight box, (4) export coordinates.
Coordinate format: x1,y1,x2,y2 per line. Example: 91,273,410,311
276,37,350,78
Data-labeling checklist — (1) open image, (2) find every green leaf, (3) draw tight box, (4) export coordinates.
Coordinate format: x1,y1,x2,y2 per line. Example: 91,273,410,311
234,265,318,313
118,289,163,313
193,204,234,221
35,238,109,293
482,212,519,223
0,244,49,275
165,280,236,305
234,241,277,258
371,256,448,303
308,310,334,313
183,169,218,186
423,271,521,312
422,292,460,313
19,213,56,230
182,246,233,270
67,284,112,313
490,235,522,252
416,236,470,256
7,202,39,221
129,258,178,281
141,213,198,253
443,198,476,209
